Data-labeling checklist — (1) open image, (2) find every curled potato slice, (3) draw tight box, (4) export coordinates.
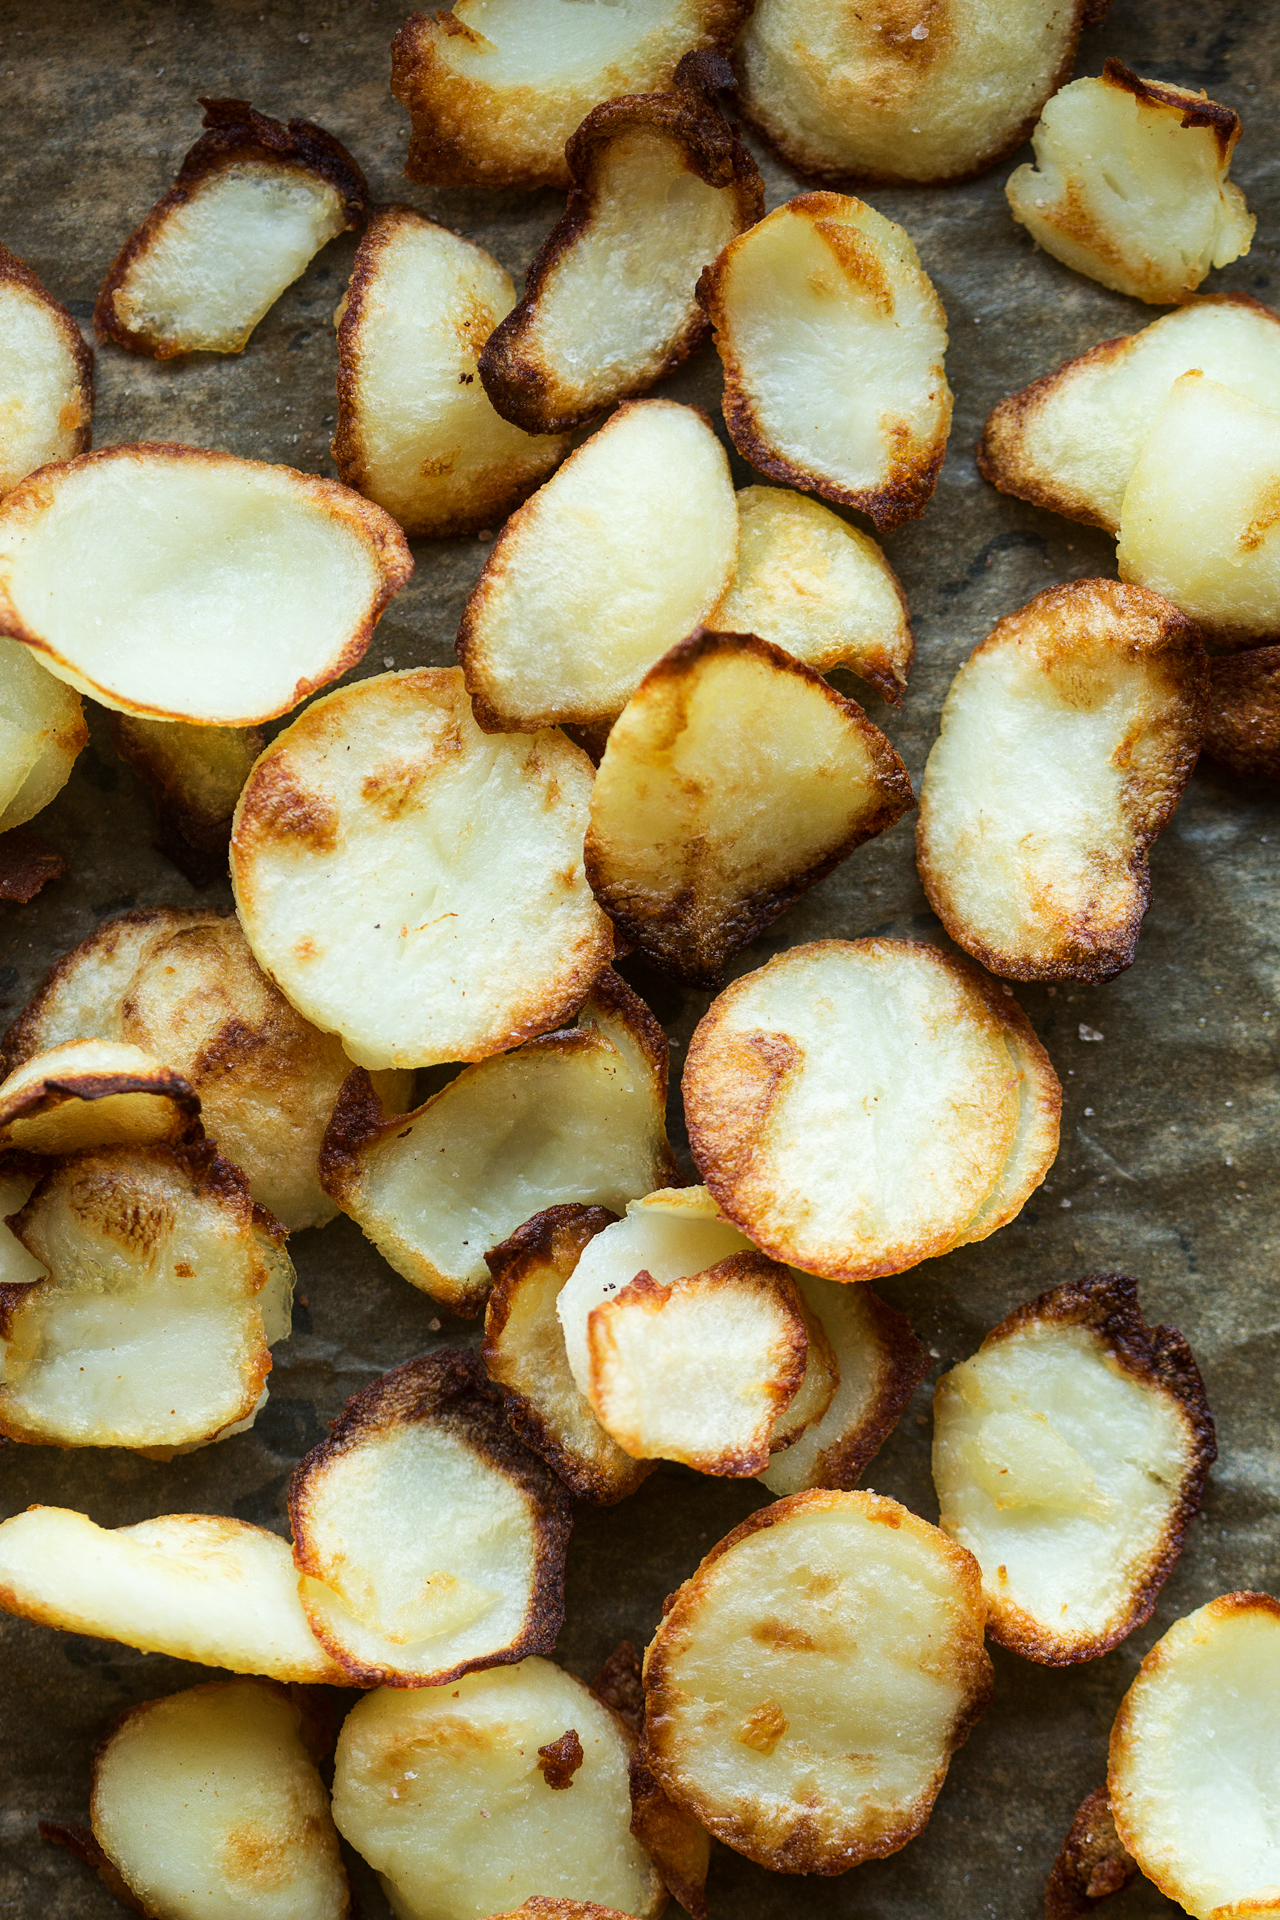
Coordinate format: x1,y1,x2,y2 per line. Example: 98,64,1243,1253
0,1038,200,1154
109,714,264,887
0,242,92,495
0,636,86,835
1045,1786,1139,1920
1204,646,1280,781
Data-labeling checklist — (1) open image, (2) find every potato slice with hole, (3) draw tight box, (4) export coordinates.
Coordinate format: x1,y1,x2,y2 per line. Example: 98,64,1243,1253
109,714,265,887
232,668,611,1071
289,1349,573,1687
0,242,92,494
1109,1592,1280,1918
457,399,737,733
480,54,762,435
585,629,915,988
698,194,951,532
1045,1786,1139,1920
0,444,412,725
0,635,87,834
0,1507,343,1681
1007,62,1254,304
917,580,1207,984
391,0,752,192
320,970,676,1315
643,1489,992,1871
933,1274,1215,1665
90,1678,350,1920
95,98,367,359
0,1038,200,1154
1204,646,1280,781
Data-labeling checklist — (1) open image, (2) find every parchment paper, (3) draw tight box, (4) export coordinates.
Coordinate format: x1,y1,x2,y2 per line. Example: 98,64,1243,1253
0,2,1277,1914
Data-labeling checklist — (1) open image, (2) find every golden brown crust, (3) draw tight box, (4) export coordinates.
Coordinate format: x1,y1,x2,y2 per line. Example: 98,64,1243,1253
1045,1786,1140,1920
1101,58,1240,162
0,242,93,467
629,1738,710,1919
1203,645,1280,781
0,1061,203,1147
536,1727,585,1789
0,827,67,905
807,1288,930,1488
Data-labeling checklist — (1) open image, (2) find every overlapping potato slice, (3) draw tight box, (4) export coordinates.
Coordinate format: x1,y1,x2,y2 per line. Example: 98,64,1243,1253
933,1274,1215,1665
1118,374,1280,646
978,296,1280,535
698,194,952,531
1007,62,1255,304
480,54,762,435
0,242,92,494
0,636,86,834
320,970,676,1315
0,1039,200,1154
643,1490,992,1871
917,580,1207,984
288,1350,573,1687
682,939,1058,1280
0,444,412,725
332,1656,666,1920
110,714,265,887
1109,1591,1280,1918
232,668,612,1071
390,0,752,191
1045,1786,1139,1920
1204,647,1280,781
95,98,368,359
585,629,915,987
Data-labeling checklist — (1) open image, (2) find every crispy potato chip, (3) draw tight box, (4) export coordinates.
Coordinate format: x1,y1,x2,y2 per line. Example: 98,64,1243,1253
232,668,612,1071
0,826,66,903
0,1506,344,1681
458,399,737,733
933,1274,1215,1665
390,0,752,192
1045,1786,1140,1920
289,1349,573,1687
0,1038,200,1154
1109,1591,1280,1918
0,443,412,725
917,580,1207,984
332,1656,665,1920
95,98,367,359
0,635,87,834
0,242,92,494
320,970,676,1315
109,713,265,887
480,54,762,435
1204,646,1280,781
977,296,1280,536
1007,62,1255,304
643,1490,992,1871
698,194,952,532
585,628,915,988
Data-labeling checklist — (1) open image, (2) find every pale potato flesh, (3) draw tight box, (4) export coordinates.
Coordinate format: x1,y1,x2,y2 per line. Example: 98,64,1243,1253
0,1038,198,1153
0,634,86,832
0,1164,43,1283
0,272,91,495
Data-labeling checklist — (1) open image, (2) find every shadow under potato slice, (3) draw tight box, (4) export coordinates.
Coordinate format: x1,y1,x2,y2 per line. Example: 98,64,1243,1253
108,714,265,888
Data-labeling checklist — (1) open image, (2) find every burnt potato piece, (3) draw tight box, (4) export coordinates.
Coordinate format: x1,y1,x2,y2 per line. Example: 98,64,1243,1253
0,242,92,494
1204,647,1280,780
1045,1786,1140,1920
109,714,265,887
0,637,86,834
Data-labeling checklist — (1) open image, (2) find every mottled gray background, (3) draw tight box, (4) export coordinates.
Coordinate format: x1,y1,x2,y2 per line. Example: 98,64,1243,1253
0,1,1277,1915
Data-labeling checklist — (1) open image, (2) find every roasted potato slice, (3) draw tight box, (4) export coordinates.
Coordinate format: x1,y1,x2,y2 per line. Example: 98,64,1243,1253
683,939,1058,1281
643,1490,992,1871
584,628,915,988
480,54,762,435
1007,62,1255,304
1204,646,1280,781
0,242,92,494
917,580,1207,983
232,668,611,1072
933,1274,1215,1665
0,636,86,834
109,714,265,887
320,970,676,1315
289,1349,573,1687
391,0,752,192
1109,1591,1280,1918
0,1038,200,1154
95,98,367,359
0,1152,44,1284
942,1011,1064,1253
1045,1787,1139,1920
698,194,952,531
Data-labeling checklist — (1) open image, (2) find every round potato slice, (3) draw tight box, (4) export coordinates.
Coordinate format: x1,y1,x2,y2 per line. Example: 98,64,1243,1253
643,1490,992,1871
0,635,87,834
0,1038,200,1154
0,241,92,497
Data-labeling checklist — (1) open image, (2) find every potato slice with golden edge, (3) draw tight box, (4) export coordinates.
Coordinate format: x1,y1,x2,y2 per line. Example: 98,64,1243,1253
109,714,265,887
1109,1591,1280,1918
0,1038,200,1154
95,98,367,360
457,399,737,733
933,1274,1215,1666
488,1906,641,1920
1007,62,1254,305
943,1012,1063,1254
233,669,611,1072
0,243,92,494
480,54,762,436
1205,647,1280,781
644,1490,992,1871
289,1350,572,1688
332,1657,666,1920
698,194,952,532
320,970,676,1315
591,1639,712,1919
585,629,915,988
0,636,86,834
391,0,752,192
917,580,1207,985
1045,1787,1139,1920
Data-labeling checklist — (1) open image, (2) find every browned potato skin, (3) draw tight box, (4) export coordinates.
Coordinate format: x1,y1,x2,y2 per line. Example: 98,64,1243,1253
0,242,93,467
109,714,265,888
1045,1786,1140,1920
0,828,67,903
590,1640,711,1920
1203,646,1280,781
793,1289,929,1491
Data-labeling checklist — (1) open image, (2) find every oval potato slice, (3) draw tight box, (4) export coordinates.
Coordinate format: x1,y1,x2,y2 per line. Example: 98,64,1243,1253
0,1038,201,1154
0,242,92,495
1204,646,1280,781
109,714,265,887
0,636,87,834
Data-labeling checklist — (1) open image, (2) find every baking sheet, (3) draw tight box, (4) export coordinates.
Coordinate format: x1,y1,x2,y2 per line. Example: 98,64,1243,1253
1,1,1278,1914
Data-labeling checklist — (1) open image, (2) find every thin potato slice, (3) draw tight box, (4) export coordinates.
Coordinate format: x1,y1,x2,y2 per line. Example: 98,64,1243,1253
0,1153,45,1285
643,1490,992,1871
457,399,737,733
0,242,92,494
0,444,412,725
0,1038,200,1154
1045,1787,1140,1920
320,970,676,1315
698,194,952,531
391,0,752,191
943,1013,1063,1252
95,98,367,359
480,54,762,435
288,1350,573,1687
109,714,265,887
1007,62,1254,304
1204,646,1280,781
0,635,86,833
232,668,612,1071
917,580,1207,983
585,629,915,987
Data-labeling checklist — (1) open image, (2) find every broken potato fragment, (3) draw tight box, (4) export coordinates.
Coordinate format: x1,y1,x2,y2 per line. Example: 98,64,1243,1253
1204,646,1280,781
1045,1786,1139,1920
0,637,86,834
109,713,265,887
0,1038,200,1154
0,242,92,494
